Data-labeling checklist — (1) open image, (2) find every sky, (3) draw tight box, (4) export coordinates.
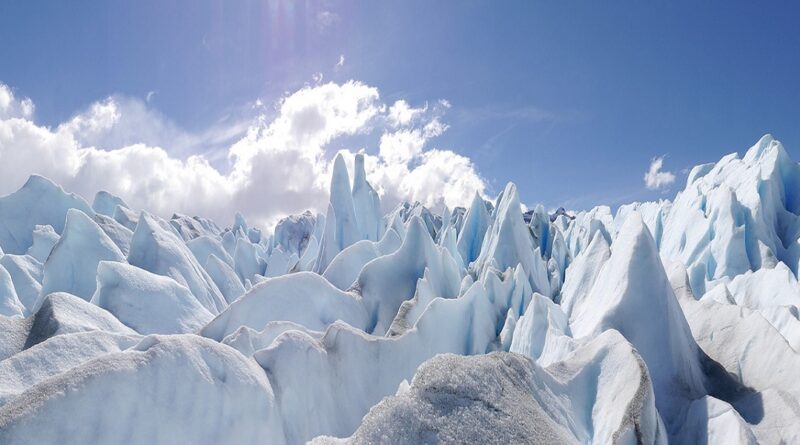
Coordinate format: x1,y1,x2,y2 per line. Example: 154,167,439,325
0,1,799,229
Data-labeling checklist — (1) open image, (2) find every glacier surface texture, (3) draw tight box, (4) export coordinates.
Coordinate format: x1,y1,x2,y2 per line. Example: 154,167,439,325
0,139,799,444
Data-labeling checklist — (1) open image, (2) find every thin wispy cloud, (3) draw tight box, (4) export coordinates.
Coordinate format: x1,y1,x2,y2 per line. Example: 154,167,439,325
456,105,569,125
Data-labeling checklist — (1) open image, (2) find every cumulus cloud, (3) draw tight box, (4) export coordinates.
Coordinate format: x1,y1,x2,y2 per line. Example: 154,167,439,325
386,100,426,128
644,155,676,190
56,95,252,160
0,84,34,119
0,80,486,230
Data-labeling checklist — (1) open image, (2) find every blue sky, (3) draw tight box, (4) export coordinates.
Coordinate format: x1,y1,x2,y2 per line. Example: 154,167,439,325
1,1,799,222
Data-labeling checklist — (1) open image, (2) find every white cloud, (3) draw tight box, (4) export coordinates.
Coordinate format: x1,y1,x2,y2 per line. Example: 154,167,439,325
644,155,676,190
0,80,487,230
378,116,447,164
0,84,34,119
57,95,251,159
336,55,345,68
387,100,426,128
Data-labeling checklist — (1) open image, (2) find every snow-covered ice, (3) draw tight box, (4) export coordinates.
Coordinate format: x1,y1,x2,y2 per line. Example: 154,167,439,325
0,134,798,443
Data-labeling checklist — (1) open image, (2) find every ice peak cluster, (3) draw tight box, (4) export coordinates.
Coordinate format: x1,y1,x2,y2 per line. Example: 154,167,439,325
0,135,799,443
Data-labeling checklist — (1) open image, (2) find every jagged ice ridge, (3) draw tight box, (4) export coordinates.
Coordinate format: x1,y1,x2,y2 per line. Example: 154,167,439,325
0,137,799,444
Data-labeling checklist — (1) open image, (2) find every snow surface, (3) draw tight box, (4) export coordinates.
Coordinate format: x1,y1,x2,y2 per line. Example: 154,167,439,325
0,134,799,444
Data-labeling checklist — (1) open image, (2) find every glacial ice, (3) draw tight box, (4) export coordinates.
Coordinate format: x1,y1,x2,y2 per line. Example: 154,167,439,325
317,331,666,444
456,192,491,266
26,224,58,263
0,254,43,313
187,234,234,269
128,212,227,314
0,292,137,361
0,331,141,406
91,261,214,335
204,254,246,304
273,210,319,256
0,265,24,317
351,153,383,242
321,229,401,290
93,213,134,256
0,134,799,444
0,175,94,254
314,154,362,273
201,271,369,341
569,213,706,431
40,208,126,301
0,335,285,444
91,190,129,217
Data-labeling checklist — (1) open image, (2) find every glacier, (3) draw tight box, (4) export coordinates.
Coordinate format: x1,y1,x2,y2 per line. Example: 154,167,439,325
0,134,798,443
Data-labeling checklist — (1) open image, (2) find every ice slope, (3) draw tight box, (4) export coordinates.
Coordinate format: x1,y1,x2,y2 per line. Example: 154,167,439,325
318,331,666,444
170,213,222,241
204,254,246,304
0,254,43,313
273,210,318,256
91,190,129,217
456,192,490,266
201,271,369,341
0,175,94,254
93,213,134,256
614,200,671,248
673,396,758,444
561,205,614,259
128,212,227,314
670,261,800,443
0,135,798,444
26,224,58,262
91,261,214,335
351,153,383,242
113,204,139,231
315,353,579,444
321,228,401,290
570,214,706,430
0,335,286,445
314,154,362,272
221,321,323,356
233,237,264,283
263,246,299,277
40,208,126,301
557,230,610,317
356,216,462,334
0,331,140,407
186,234,234,269
255,253,556,443
0,292,137,361
660,134,800,294
509,292,574,366
0,264,24,317
254,281,498,443
474,183,552,298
